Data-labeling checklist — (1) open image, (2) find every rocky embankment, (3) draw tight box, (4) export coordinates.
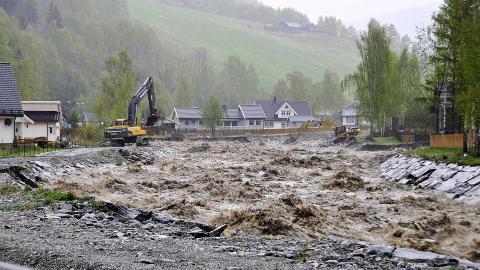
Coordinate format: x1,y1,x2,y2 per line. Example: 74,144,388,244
381,155,480,204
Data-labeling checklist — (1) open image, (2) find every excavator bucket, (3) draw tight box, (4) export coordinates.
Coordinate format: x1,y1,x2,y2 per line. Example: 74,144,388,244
145,114,160,127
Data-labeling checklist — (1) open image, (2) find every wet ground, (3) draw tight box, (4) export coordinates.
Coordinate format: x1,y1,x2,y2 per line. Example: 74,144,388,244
32,136,479,263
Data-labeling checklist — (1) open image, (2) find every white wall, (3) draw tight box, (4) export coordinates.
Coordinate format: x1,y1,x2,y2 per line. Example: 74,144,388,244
342,116,357,127
0,117,15,144
275,103,296,119
16,122,61,142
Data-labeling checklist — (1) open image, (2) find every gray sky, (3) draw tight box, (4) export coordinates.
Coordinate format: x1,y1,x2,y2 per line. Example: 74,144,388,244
258,0,443,36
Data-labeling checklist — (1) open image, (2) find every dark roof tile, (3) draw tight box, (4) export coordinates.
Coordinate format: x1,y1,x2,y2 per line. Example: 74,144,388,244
0,63,23,117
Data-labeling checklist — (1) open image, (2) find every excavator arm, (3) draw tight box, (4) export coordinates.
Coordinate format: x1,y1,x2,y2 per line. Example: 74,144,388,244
127,77,159,127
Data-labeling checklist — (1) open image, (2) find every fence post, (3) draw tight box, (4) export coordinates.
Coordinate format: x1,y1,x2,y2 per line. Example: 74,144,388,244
476,133,480,158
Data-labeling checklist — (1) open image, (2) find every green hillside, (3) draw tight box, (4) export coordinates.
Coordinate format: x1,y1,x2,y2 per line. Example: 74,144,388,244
127,0,360,92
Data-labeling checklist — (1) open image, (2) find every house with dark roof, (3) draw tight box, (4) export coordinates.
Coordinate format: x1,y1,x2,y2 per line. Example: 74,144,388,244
278,21,316,32
341,101,360,128
254,97,314,129
171,107,202,131
171,104,266,131
16,101,63,142
0,62,24,143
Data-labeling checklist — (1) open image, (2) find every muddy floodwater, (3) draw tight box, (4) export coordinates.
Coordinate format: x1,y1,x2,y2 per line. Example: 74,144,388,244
44,138,480,262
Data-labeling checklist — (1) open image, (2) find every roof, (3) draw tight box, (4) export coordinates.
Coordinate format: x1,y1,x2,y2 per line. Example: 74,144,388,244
239,104,266,119
0,63,23,117
224,107,243,119
342,101,360,117
281,21,303,28
255,99,312,121
173,107,202,119
15,115,34,124
22,101,61,112
25,111,60,122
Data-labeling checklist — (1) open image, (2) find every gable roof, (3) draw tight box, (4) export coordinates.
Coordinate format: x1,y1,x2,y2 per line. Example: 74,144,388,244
25,111,60,123
239,104,266,119
0,63,23,117
224,107,243,119
274,102,298,116
255,99,312,121
173,107,202,119
342,101,360,117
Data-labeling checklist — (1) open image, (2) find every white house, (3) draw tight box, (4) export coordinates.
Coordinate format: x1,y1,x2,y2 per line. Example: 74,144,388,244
171,104,266,131
342,101,360,128
0,62,24,144
254,98,314,129
15,101,63,142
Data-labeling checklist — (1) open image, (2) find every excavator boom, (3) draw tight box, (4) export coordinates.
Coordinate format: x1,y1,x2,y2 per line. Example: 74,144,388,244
127,77,159,127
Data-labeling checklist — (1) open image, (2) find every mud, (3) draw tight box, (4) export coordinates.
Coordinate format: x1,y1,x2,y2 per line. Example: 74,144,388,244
23,138,480,262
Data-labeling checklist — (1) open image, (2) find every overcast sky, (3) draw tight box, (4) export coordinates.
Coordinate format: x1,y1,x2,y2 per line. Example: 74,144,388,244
258,0,443,36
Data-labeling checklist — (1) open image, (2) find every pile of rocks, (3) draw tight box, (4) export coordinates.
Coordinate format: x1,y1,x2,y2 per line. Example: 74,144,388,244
381,155,480,204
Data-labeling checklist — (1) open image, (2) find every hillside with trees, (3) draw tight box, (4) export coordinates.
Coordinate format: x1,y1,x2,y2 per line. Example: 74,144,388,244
0,0,362,123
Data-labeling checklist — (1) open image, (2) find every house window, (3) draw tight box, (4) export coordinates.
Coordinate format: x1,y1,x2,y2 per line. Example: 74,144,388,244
249,120,254,126
185,120,190,126
281,111,285,116
224,121,230,126
49,127,53,134
256,120,261,125
265,122,273,128
232,121,238,126
282,122,288,128
346,117,355,124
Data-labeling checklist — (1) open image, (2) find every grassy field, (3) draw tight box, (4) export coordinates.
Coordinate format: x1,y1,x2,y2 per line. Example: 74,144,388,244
414,147,480,166
127,0,360,92
373,136,401,145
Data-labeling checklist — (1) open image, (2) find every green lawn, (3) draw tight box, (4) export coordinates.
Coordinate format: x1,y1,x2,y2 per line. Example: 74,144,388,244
414,147,480,166
373,136,401,145
127,0,359,91
0,144,59,158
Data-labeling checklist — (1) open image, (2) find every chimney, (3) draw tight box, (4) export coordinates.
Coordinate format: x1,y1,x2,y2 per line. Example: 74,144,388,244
274,96,277,103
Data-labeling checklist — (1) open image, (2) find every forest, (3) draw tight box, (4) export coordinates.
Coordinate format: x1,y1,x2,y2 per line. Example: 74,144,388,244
344,0,480,134
0,0,365,123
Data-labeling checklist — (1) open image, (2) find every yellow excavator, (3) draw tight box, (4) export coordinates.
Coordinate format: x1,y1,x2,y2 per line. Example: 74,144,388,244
104,77,159,147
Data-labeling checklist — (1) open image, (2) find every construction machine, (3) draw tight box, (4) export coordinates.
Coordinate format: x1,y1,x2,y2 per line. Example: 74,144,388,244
285,120,337,143
104,77,160,147
334,126,360,143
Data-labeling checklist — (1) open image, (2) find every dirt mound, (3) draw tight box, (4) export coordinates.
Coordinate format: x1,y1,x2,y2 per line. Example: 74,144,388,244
322,171,365,191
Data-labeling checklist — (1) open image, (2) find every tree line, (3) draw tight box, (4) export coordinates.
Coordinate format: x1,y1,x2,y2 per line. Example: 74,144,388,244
0,0,354,125
157,0,310,25
0,0,261,121
417,0,480,132
344,19,429,133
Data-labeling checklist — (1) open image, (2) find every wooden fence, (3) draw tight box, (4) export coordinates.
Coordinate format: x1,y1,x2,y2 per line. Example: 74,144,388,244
430,133,477,148
193,127,334,137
